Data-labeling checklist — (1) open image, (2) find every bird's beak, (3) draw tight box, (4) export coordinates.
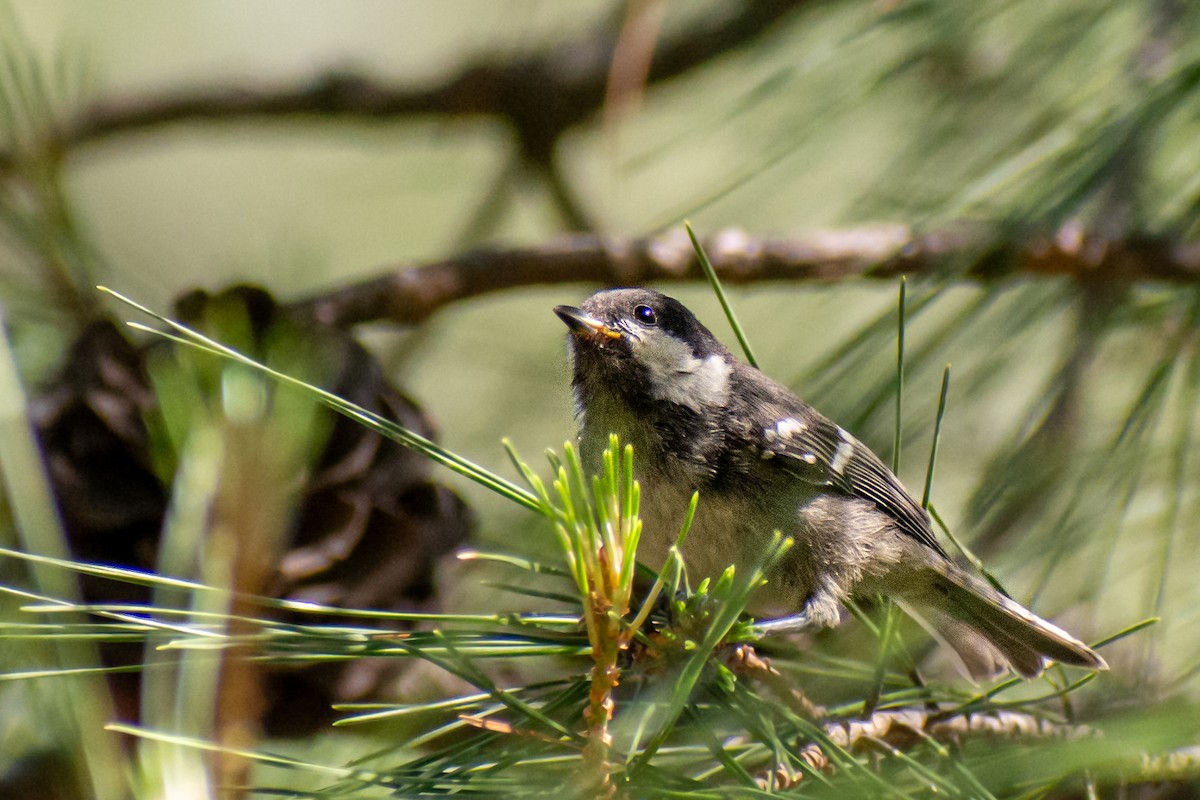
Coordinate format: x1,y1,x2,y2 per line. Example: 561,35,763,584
554,305,622,341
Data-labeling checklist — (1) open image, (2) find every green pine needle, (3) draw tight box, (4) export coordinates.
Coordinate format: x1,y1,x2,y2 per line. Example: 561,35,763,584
685,222,759,368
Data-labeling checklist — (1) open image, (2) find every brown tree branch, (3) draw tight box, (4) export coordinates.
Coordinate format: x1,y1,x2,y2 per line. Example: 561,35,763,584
288,224,1200,328
0,1,807,235
0,1,807,173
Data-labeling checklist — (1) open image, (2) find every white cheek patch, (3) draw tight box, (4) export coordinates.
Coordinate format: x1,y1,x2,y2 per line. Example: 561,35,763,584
634,330,731,411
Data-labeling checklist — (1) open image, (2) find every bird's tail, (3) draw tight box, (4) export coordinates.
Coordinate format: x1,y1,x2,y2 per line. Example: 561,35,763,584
899,565,1108,682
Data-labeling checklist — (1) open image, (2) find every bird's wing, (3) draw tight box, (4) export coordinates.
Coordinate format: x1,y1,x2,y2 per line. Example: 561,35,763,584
757,405,949,559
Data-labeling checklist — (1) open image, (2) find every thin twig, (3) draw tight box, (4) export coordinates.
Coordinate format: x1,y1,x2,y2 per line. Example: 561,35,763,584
725,644,825,723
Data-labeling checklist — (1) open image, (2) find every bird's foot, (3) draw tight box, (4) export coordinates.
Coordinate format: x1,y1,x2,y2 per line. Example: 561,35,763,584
751,612,815,636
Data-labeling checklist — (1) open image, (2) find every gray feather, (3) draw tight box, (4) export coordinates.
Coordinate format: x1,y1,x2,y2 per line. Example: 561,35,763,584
906,565,1107,680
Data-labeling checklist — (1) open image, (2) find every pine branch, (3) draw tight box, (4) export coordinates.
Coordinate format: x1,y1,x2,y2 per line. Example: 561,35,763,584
759,707,1095,790
289,224,1200,327
758,707,1200,791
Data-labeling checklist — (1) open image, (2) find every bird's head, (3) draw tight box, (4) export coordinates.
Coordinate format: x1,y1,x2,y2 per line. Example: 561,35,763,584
555,288,733,412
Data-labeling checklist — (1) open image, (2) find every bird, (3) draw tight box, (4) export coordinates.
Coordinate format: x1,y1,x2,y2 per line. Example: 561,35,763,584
554,287,1107,681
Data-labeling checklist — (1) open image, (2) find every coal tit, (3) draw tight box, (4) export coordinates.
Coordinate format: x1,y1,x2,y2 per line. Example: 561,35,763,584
555,287,1107,681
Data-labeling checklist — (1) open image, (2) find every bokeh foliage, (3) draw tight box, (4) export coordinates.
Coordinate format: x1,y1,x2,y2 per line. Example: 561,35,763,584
2,0,1200,797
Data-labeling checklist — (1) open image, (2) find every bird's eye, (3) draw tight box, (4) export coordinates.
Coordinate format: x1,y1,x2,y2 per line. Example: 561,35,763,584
633,305,657,325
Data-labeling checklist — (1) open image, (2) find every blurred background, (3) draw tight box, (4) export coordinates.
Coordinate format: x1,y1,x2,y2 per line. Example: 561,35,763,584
2,0,1199,797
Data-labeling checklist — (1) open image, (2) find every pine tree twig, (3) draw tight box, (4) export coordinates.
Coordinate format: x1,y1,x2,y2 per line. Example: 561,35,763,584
725,644,825,723
758,708,1095,790
760,708,1200,790
289,224,1200,327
